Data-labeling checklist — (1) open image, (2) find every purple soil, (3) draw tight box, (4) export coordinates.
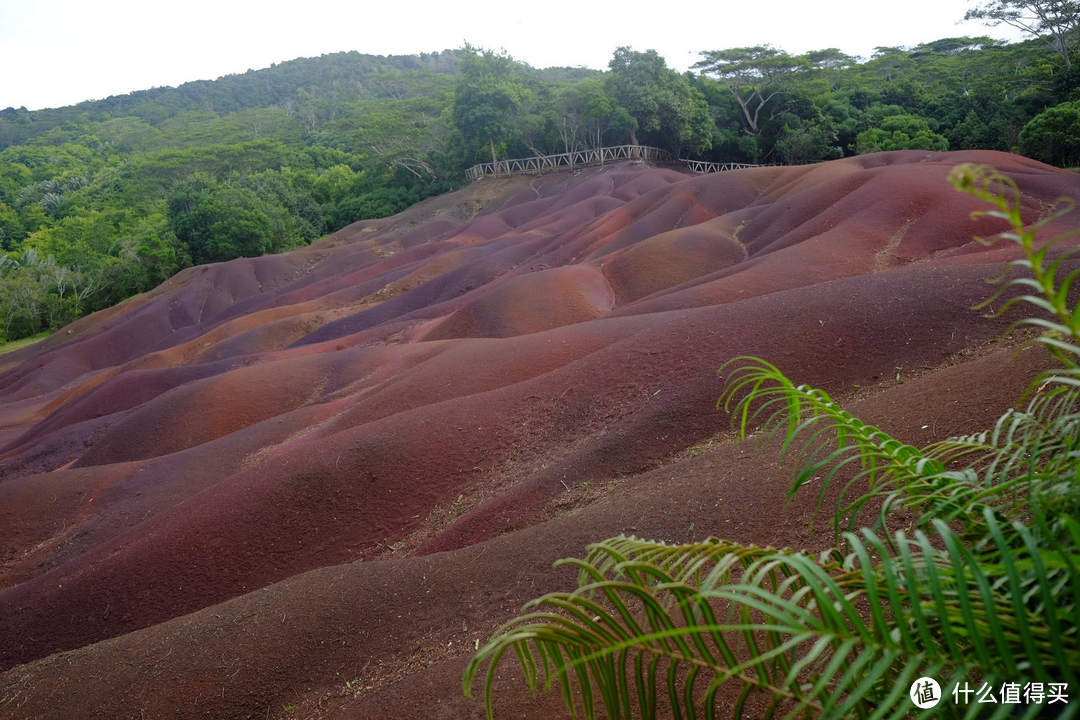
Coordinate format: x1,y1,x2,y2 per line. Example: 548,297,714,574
1,151,1078,720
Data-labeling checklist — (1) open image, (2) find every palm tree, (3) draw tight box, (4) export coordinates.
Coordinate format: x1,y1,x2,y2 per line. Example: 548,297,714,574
463,164,1080,719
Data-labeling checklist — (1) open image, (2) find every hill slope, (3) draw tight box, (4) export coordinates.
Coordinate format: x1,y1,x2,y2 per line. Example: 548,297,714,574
1,151,1079,719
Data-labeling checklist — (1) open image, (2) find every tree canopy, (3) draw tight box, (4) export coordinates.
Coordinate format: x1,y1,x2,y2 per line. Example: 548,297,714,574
693,46,804,136
1019,99,1080,163
965,0,1080,67
452,46,529,164
606,47,712,155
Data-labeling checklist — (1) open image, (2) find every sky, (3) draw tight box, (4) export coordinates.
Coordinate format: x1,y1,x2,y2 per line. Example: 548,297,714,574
0,0,1026,111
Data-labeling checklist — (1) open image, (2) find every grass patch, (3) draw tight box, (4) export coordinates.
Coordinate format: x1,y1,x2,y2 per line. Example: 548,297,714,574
0,331,51,356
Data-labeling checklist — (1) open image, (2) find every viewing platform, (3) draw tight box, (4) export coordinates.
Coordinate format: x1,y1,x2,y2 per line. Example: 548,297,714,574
464,144,762,181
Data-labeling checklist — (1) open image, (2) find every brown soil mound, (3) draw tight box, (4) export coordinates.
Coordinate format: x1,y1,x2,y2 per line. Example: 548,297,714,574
602,216,748,303
423,264,614,339
1,151,1078,720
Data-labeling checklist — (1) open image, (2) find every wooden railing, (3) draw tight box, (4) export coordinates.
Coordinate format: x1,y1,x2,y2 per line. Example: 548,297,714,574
464,145,672,181
464,144,764,181
680,159,762,174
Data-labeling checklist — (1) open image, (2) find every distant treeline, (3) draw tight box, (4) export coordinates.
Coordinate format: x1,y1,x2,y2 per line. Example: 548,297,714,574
0,34,1078,342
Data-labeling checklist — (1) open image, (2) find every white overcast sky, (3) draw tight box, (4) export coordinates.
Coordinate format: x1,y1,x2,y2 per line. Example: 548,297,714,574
0,0,1025,111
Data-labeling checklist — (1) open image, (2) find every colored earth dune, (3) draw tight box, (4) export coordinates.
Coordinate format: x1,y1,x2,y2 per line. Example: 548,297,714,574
1,150,1078,719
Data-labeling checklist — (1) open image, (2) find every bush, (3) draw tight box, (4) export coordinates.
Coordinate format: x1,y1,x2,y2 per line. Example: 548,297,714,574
1020,101,1080,167
167,176,290,264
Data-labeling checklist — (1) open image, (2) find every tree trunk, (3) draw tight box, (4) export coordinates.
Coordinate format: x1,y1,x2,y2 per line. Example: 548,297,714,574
1052,32,1072,69
629,128,639,145
729,87,761,135
489,136,497,165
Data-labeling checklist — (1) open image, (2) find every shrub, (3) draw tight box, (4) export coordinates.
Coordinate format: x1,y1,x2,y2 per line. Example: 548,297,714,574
1020,101,1080,167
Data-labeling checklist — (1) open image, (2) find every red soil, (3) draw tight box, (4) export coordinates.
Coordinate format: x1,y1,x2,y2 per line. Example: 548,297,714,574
0,151,1078,720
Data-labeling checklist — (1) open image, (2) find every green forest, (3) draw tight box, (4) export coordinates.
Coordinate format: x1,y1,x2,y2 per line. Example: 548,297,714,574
1,23,1078,342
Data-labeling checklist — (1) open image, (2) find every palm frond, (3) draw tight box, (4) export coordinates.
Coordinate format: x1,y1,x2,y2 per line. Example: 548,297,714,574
464,519,1080,719
948,163,1080,377
925,388,1080,518
717,356,985,539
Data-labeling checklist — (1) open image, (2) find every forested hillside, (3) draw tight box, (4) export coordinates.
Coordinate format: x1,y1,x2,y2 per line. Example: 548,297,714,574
0,36,1077,342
